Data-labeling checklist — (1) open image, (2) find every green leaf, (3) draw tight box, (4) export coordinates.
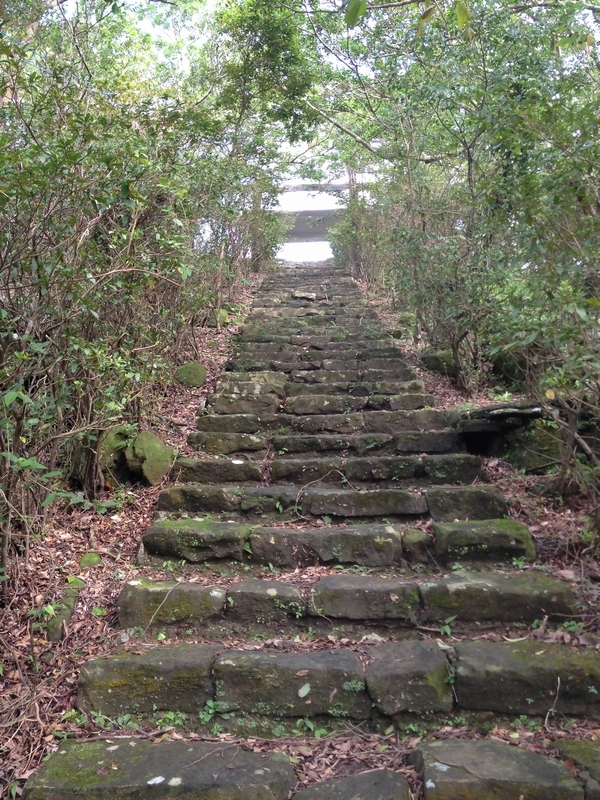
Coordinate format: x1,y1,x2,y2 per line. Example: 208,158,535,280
67,576,86,588
417,6,436,34
298,683,311,698
91,607,107,617
79,552,101,569
345,0,368,28
456,1,471,30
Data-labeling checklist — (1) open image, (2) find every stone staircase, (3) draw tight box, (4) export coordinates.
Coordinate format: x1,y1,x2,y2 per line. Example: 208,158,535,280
25,262,600,799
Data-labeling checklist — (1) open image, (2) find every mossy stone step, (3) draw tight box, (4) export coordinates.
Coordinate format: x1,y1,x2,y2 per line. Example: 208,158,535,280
270,454,482,486
172,458,262,484
188,431,269,454
272,430,461,456
207,393,282,415
157,484,509,522
409,739,583,799
455,640,600,716
432,518,535,562
214,649,371,719
286,379,426,396
293,770,410,800
23,739,296,800
116,569,572,629
143,520,405,567
78,643,219,715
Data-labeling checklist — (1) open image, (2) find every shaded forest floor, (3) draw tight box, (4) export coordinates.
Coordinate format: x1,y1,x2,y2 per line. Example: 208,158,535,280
1,262,598,798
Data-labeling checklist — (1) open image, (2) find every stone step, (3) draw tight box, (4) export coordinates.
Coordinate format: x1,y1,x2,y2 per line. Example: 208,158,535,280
156,483,509,522
75,639,600,724
270,454,482,486
282,394,435,415
117,570,574,628
272,430,462,456
195,409,451,435
286,379,426,396
142,519,405,566
23,739,296,800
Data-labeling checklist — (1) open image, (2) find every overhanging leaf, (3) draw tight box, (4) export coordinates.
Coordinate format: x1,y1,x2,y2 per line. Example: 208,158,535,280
345,0,368,28
456,1,471,30
417,6,436,34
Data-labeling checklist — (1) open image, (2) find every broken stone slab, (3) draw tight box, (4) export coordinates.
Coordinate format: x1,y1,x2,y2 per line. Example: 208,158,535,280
305,488,428,517
420,570,575,622
554,740,600,800
292,770,410,800
214,650,371,718
226,580,306,622
309,575,420,620
77,643,219,715
409,738,583,799
174,362,207,387
157,485,242,514
432,518,535,562
117,578,225,628
23,738,295,800
455,641,600,716
143,519,252,562
425,485,508,522
172,458,262,484
366,640,453,715
188,432,269,454
249,524,403,568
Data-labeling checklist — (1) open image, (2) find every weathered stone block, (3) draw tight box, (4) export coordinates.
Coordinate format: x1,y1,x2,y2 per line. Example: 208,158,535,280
214,650,370,718
226,580,305,622
426,486,508,522
403,529,433,564
305,488,428,517
249,524,403,568
421,454,482,484
285,395,368,415
366,641,453,715
409,739,583,799
143,519,251,562
240,486,298,513
455,641,600,716
23,739,295,800
172,458,262,484
124,431,176,486
157,485,242,513
421,570,575,622
432,518,535,562
117,579,225,628
292,770,410,800
188,431,268,454
208,393,281,415
77,644,219,715
310,575,420,620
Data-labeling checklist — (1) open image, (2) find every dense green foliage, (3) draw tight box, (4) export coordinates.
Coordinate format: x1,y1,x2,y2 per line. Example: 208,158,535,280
296,0,600,515
0,0,312,593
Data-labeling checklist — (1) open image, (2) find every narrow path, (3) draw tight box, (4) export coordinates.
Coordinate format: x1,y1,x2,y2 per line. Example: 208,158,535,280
25,261,597,799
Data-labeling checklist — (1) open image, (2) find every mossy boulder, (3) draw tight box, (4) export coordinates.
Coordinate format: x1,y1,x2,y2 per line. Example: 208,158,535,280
46,587,79,642
422,349,456,376
174,362,207,388
97,425,131,482
124,431,176,486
